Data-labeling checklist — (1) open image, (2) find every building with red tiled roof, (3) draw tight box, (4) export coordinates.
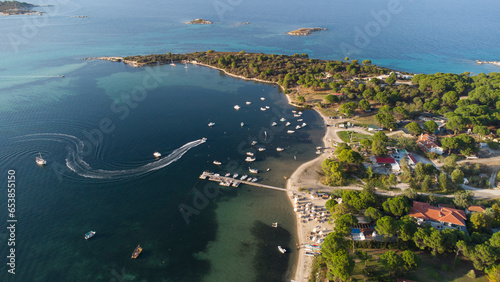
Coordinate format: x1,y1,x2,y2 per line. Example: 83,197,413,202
409,201,467,231
466,205,486,215
417,134,443,155
407,154,418,166
375,157,396,164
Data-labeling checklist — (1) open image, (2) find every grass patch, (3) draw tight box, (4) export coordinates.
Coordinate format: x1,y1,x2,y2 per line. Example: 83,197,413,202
337,131,373,143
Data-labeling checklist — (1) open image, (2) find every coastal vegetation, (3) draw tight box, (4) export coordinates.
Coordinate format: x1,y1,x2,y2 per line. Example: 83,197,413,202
314,188,500,281
0,0,39,15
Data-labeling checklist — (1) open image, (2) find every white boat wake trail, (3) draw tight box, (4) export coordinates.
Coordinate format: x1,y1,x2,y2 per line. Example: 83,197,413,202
18,133,206,180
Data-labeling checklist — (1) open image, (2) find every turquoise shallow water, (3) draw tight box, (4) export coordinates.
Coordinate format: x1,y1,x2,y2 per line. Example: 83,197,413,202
1,0,499,281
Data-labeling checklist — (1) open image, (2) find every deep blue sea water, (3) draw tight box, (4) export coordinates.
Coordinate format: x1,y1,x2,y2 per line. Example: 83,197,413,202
0,0,499,281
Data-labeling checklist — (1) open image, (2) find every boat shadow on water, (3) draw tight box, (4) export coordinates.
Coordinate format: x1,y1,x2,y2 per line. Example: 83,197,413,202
250,220,292,282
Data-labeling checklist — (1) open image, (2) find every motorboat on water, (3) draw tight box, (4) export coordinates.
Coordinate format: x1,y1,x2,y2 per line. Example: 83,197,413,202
131,245,143,259
234,105,241,110
225,173,231,177
240,174,248,180
251,141,257,146
241,122,244,127
233,173,239,178
246,152,254,156
84,231,96,240
294,114,301,117
170,59,176,66
258,147,266,152
285,122,291,126
265,106,270,109
296,125,301,130
245,157,256,162
260,107,267,111
280,118,286,122
246,101,251,105
153,152,161,158
316,150,322,154
251,178,258,182
271,122,277,126
287,130,295,134
208,122,215,127
36,152,46,165
272,222,278,228
297,119,303,122
260,97,265,101
276,147,284,152
302,122,307,127
278,246,286,254
213,161,222,165
248,167,258,173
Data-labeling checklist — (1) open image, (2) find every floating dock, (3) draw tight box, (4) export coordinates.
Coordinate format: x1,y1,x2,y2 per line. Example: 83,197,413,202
199,171,288,192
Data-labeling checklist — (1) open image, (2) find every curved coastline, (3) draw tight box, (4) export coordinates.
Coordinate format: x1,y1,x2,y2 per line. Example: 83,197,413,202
95,55,331,281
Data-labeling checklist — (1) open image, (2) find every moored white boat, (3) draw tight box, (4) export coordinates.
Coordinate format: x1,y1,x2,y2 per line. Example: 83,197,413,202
84,231,96,240
241,122,244,127
245,156,256,162
260,97,265,101
278,246,286,254
296,125,301,130
287,130,295,134
153,152,162,158
36,152,46,165
246,101,251,105
246,152,254,156
276,147,284,152
302,122,307,127
225,173,231,177
248,167,258,173
208,122,215,127
280,118,286,122
271,122,277,126
285,122,291,126
251,141,257,146
272,222,278,228
213,161,222,165
258,147,266,152
240,174,248,180
234,105,241,110
233,173,239,178
251,178,258,182
260,107,267,111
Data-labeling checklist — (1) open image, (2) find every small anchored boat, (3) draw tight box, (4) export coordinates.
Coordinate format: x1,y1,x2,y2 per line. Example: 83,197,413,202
272,222,278,228
278,246,286,254
131,245,143,259
287,130,295,134
276,147,284,152
213,161,222,165
84,231,96,240
234,105,241,110
208,122,215,127
246,101,251,105
245,156,256,162
246,152,254,156
36,152,46,165
248,167,258,173
260,97,265,101
271,122,277,126
153,152,161,158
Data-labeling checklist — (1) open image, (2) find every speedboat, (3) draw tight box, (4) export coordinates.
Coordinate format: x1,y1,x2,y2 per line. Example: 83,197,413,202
225,173,231,177
316,150,322,154
84,231,96,240
271,122,277,126
251,178,258,182
246,152,254,156
240,174,248,180
36,152,46,165
280,118,286,122
276,147,284,152
233,173,239,178
247,177,253,182
297,119,303,122
285,122,291,126
287,130,295,134
265,106,270,109
234,105,241,110
260,107,267,111
245,157,256,162
213,161,222,165
208,122,215,127
153,152,161,158
246,101,251,105
302,122,307,127
294,114,301,117
241,122,244,127
251,141,257,146
296,125,301,130
258,147,266,152
278,246,286,254
249,167,258,173
272,222,278,228
260,97,265,101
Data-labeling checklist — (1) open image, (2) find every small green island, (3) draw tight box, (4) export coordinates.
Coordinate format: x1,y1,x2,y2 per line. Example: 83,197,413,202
288,27,327,36
185,18,213,25
0,0,42,16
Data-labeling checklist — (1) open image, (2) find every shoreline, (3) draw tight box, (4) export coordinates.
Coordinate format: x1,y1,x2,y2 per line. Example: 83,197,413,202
95,56,333,281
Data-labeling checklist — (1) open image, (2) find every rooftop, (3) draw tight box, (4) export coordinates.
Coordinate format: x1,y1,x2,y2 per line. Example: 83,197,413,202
409,201,466,226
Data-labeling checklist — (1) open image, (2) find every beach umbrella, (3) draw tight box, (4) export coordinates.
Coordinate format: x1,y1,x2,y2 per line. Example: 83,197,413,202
313,228,317,232
319,231,323,235
321,212,325,216
294,208,298,212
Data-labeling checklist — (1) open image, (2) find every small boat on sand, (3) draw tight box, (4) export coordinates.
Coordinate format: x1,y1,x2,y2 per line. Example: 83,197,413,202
131,245,143,259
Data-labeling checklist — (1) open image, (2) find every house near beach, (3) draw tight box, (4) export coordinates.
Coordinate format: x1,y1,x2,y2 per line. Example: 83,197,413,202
409,201,467,231
417,134,444,155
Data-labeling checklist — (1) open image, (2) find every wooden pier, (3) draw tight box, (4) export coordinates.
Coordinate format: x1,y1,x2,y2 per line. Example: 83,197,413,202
199,171,288,192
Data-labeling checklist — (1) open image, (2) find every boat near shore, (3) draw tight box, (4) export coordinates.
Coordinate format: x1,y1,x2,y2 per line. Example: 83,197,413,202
245,156,256,162
276,147,284,152
249,167,258,173
153,152,161,158
208,122,215,127
278,246,287,254
234,105,241,110
213,161,222,165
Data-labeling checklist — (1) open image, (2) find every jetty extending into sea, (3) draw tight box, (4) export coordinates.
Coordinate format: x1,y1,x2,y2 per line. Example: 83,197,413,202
199,171,288,192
